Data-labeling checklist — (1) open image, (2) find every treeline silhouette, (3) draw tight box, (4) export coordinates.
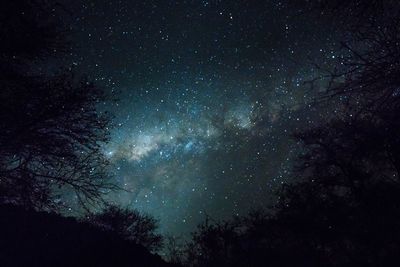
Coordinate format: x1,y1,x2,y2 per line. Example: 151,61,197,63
85,204,164,253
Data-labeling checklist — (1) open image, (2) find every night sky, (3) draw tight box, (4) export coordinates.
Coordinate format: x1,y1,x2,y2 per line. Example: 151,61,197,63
59,0,342,236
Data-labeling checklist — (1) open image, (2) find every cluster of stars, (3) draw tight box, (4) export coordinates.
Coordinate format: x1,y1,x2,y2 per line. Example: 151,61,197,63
60,0,344,236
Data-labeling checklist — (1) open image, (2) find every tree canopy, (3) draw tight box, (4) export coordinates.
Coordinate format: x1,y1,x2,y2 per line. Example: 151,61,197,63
0,0,114,209
173,1,400,266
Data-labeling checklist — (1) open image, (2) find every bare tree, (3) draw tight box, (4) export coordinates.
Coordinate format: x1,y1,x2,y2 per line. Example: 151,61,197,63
0,0,116,209
0,72,116,208
307,0,400,116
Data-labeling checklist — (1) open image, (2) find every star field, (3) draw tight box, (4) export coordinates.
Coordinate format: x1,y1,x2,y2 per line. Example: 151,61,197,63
59,0,344,236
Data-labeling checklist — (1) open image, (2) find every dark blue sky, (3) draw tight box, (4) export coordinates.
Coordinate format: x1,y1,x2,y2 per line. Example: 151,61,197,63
60,0,341,236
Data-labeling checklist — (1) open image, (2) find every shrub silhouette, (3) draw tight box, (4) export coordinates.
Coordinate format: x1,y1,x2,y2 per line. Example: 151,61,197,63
87,205,164,253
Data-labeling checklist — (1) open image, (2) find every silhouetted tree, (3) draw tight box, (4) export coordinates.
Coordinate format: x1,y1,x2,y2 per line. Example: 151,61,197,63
182,2,400,266
87,205,163,253
184,216,240,267
270,0,400,264
291,0,400,202
0,0,115,209
182,209,325,267
164,235,185,266
309,0,400,116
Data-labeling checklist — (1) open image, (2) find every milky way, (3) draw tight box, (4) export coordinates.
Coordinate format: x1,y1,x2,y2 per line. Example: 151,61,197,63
61,0,341,236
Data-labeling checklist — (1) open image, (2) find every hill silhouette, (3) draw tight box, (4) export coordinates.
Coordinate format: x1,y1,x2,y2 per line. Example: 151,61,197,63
0,205,171,267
